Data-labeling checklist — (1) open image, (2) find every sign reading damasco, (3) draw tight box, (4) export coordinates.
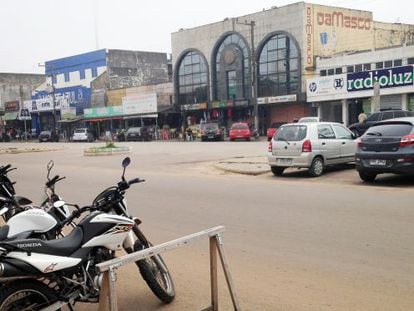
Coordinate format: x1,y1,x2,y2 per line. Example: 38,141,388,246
347,66,414,92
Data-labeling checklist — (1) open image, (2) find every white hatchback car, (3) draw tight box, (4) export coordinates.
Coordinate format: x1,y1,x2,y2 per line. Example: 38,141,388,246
267,122,357,177
71,128,95,142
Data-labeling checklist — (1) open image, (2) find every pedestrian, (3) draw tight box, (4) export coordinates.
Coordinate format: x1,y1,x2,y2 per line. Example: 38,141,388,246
358,111,367,123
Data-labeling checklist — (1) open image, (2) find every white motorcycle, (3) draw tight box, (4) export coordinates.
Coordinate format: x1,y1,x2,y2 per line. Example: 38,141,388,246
0,157,175,309
0,161,70,241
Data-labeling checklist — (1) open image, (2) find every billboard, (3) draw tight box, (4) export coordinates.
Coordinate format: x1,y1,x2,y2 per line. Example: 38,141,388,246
307,66,414,102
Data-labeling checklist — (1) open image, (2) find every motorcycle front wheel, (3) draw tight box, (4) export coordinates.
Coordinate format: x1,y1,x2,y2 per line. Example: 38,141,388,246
133,239,175,303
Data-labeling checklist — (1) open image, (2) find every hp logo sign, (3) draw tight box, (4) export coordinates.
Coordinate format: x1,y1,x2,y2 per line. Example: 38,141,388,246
309,82,317,92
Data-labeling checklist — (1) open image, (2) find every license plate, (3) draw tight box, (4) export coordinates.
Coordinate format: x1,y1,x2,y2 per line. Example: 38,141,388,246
277,158,292,164
369,159,386,166
208,135,214,139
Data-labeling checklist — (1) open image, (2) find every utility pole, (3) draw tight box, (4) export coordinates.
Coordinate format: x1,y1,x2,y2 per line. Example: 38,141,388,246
236,19,258,130
39,63,58,134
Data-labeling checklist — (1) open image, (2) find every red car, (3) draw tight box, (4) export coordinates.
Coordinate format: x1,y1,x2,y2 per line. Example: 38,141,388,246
229,122,252,141
267,122,285,141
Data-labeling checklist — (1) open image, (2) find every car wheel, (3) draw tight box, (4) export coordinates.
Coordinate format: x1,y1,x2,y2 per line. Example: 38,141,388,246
309,157,324,177
271,167,284,176
358,171,377,182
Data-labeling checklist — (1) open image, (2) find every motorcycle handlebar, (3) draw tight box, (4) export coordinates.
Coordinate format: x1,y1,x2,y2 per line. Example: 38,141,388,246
0,164,13,175
128,178,145,185
46,175,66,188
62,205,91,225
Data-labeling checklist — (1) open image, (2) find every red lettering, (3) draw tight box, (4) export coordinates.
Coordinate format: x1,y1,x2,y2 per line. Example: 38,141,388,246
365,19,371,30
332,12,344,27
316,10,371,30
351,17,357,28
317,12,324,25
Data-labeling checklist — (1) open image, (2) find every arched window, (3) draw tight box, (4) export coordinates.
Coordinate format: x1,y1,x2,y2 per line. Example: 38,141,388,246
257,33,299,97
177,51,208,105
213,33,250,100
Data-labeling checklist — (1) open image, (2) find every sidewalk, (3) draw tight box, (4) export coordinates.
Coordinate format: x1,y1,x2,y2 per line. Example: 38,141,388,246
214,156,270,175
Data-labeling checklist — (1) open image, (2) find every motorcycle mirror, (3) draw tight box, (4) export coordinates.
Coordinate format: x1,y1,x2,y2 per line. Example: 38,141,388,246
47,160,54,180
53,200,66,209
121,157,130,180
122,157,131,168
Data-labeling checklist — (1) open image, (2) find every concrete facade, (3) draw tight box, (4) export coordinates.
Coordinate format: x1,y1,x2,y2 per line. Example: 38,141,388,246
0,73,44,112
171,1,414,132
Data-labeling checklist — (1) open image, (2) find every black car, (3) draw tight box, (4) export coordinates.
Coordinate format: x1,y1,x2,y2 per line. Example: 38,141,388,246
349,109,414,136
125,127,151,141
200,123,224,141
355,117,414,182
38,131,59,142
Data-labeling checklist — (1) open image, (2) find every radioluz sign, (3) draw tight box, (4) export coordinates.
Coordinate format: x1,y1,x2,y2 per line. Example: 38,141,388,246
347,66,414,92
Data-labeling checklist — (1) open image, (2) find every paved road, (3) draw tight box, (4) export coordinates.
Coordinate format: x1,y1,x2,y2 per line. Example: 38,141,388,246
1,141,413,310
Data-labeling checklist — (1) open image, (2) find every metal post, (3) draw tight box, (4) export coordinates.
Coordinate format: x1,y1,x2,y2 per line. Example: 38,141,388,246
236,19,258,130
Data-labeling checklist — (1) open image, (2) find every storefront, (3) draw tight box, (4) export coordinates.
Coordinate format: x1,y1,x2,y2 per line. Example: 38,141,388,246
306,65,414,125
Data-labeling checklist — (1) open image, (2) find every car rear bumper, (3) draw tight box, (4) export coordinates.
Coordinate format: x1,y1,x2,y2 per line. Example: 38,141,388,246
201,134,222,140
267,152,313,168
356,159,414,174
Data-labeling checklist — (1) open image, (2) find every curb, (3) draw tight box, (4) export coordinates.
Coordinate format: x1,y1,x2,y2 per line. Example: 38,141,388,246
214,158,270,176
0,147,63,154
83,146,131,156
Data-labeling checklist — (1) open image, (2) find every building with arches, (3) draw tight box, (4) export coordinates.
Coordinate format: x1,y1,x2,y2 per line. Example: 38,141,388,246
172,2,414,134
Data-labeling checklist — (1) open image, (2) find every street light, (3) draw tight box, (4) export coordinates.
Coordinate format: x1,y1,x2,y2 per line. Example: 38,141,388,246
236,19,258,131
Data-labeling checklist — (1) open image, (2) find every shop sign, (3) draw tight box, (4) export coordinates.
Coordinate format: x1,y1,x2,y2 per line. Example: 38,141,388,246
234,100,248,107
305,4,314,68
307,74,347,100
181,102,207,111
5,101,19,112
29,97,61,112
18,108,31,120
122,93,158,115
317,10,371,30
84,106,123,119
257,95,297,105
347,66,414,92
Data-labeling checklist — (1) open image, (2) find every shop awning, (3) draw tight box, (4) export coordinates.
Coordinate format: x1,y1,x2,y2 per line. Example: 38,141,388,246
2,112,18,121
123,113,158,120
58,116,83,123
85,116,124,122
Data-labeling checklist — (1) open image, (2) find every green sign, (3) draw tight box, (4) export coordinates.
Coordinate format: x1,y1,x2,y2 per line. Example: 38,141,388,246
84,106,123,119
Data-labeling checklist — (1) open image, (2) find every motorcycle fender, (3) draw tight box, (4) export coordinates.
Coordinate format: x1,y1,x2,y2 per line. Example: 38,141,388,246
123,231,135,250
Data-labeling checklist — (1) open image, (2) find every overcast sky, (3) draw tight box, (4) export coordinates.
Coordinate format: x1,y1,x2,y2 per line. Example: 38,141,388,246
1,0,413,74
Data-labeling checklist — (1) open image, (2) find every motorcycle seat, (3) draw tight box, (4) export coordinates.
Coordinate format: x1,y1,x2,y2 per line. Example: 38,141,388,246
36,226,84,256
6,226,84,257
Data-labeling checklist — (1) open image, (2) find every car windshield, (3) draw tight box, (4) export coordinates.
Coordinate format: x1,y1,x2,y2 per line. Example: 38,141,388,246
74,129,86,134
204,123,219,130
275,125,307,141
127,127,140,133
231,124,248,130
366,123,413,137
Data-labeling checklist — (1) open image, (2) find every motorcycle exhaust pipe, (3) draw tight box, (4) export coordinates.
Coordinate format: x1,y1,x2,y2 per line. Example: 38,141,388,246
0,262,34,278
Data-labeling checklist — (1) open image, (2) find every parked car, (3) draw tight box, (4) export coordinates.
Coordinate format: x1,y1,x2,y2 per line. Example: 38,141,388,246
229,122,252,141
268,122,357,177
298,117,320,123
348,109,414,136
200,123,224,141
355,117,414,182
38,130,59,142
71,128,95,142
125,127,151,141
267,122,285,141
